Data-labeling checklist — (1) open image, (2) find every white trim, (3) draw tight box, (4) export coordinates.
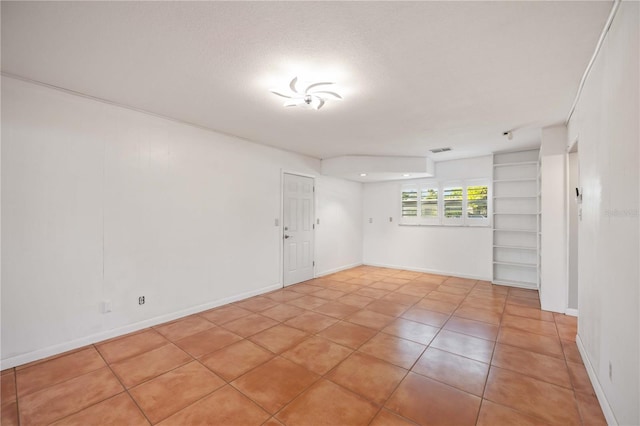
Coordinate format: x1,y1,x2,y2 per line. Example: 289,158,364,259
364,262,490,281
0,282,282,370
315,262,363,278
576,334,618,426
564,308,578,317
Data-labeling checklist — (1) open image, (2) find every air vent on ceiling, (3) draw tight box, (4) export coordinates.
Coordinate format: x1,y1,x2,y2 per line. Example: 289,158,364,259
430,147,452,153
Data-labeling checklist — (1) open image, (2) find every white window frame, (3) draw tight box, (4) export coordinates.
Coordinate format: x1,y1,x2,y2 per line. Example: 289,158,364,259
399,178,491,227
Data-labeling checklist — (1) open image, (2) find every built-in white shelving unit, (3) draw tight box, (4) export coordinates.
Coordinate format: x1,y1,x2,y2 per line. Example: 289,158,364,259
492,150,540,289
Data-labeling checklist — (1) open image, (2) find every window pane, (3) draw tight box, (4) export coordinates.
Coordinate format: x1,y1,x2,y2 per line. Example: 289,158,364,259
443,187,463,218
421,188,438,217
402,190,418,217
467,185,488,218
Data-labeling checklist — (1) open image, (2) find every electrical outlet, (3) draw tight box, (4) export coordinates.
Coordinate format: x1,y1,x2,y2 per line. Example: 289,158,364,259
369,218,373,223
102,300,112,313
609,361,613,381
389,217,393,222
138,296,145,305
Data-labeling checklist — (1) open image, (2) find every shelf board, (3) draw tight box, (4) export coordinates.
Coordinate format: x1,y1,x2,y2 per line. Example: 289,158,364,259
493,161,538,168
493,228,537,233
493,260,537,268
492,279,538,290
493,245,537,250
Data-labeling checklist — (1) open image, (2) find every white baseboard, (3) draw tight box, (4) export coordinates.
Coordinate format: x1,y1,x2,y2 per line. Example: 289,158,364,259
565,308,579,317
0,282,282,370
315,262,363,278
363,261,490,281
576,334,618,426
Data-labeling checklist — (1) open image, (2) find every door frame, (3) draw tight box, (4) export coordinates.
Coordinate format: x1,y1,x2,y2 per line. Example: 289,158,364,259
565,138,580,317
280,170,317,288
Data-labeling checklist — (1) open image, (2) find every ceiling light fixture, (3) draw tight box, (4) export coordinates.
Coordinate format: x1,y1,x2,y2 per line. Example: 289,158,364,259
402,174,411,177
503,131,513,140
271,77,342,110
360,173,367,177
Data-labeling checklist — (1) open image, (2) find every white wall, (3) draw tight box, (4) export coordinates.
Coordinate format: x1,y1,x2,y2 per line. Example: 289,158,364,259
567,151,579,310
363,156,493,280
1,76,363,367
315,176,363,276
567,2,639,424
539,125,568,313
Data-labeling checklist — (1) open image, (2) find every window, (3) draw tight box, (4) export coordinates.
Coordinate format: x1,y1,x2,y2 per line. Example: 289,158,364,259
421,188,438,217
443,186,463,218
401,188,418,217
399,179,490,226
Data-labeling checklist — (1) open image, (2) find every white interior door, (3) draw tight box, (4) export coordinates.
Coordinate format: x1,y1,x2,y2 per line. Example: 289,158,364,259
283,173,315,286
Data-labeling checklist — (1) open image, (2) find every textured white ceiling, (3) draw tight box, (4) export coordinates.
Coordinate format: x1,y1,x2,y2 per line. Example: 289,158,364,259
1,1,611,161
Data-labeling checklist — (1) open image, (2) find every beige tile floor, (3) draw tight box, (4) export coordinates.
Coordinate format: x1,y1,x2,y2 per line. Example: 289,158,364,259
0,266,606,425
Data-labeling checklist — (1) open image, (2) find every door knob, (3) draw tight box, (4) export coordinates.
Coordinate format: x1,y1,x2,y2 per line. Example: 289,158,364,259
284,234,292,239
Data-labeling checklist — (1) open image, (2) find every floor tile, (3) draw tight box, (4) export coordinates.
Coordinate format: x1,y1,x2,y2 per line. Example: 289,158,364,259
476,399,547,426
260,304,306,322
556,322,578,341
286,295,329,310
222,313,279,337
371,281,402,291
200,340,274,382
313,288,347,300
326,352,407,405
262,417,286,426
561,339,584,364
567,361,596,395
497,327,564,359
231,357,318,414
443,316,499,341
235,296,280,312
412,347,489,396
281,336,352,375
507,296,541,309
288,283,323,294
381,277,411,286
504,304,555,322
381,292,421,306
386,372,481,426
158,385,269,426
382,318,440,345
501,314,559,337
509,288,539,299
554,313,578,327
19,367,123,425
427,290,466,304
1,370,16,405
175,326,243,358
354,287,391,299
199,305,253,325
154,316,215,342
346,277,377,286
16,347,106,397
491,343,572,388
1,402,18,426
338,293,376,309
367,299,410,317
51,392,149,426
284,310,338,333
130,361,224,423
264,290,304,303
313,300,360,319
453,306,502,325
347,309,395,329
370,409,418,426
110,343,192,388
415,298,458,315
575,391,607,425
276,379,378,426
401,307,450,327
249,324,308,353
317,321,377,349
96,329,168,364
430,330,494,363
396,285,432,297
484,366,581,425
359,333,425,369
